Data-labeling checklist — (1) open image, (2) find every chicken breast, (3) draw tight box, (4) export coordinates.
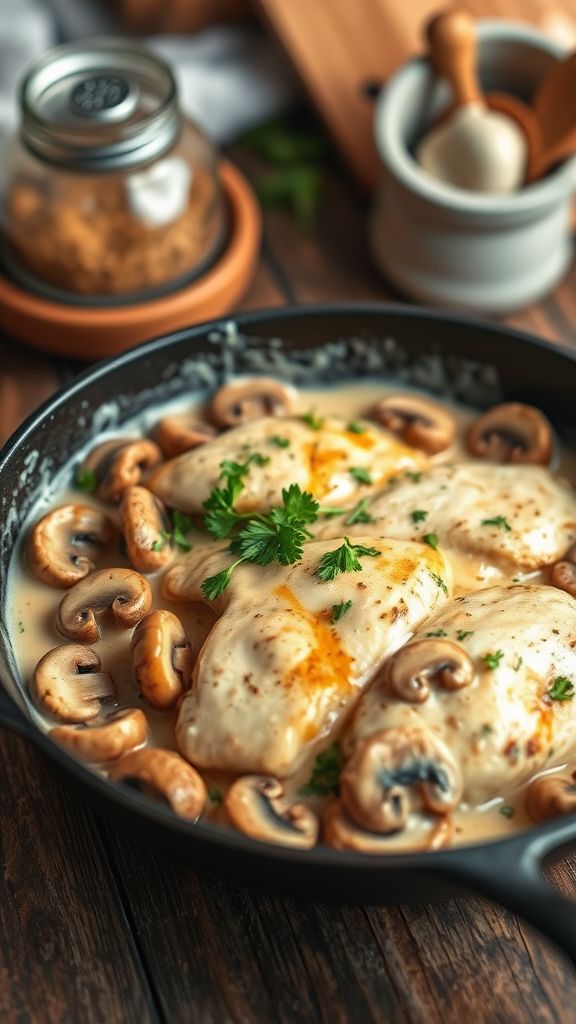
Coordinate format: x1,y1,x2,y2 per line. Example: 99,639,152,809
344,584,576,808
148,415,427,514
314,463,576,575
165,537,452,776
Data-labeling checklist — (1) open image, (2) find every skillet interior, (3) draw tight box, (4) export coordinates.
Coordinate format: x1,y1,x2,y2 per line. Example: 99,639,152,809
2,304,576,932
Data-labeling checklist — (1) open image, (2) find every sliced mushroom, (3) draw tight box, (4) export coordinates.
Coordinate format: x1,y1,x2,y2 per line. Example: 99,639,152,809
323,800,453,853
120,486,173,573
466,403,553,465
209,378,298,428
50,708,147,763
57,568,152,643
386,639,474,704
28,504,114,588
225,775,319,849
131,610,193,710
79,438,162,503
340,727,462,834
108,748,206,821
550,560,576,598
154,414,217,458
33,645,117,723
371,394,456,455
526,773,576,823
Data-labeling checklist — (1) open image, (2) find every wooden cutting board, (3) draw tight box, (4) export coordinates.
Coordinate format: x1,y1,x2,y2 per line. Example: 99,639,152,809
254,0,576,190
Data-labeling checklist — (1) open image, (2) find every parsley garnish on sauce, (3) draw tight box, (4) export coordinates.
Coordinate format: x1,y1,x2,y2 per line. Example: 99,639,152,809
405,471,422,483
75,468,97,493
349,466,372,485
152,510,194,553
315,537,380,582
203,455,270,540
301,411,325,430
500,805,514,819
513,655,523,672
269,436,290,449
346,421,365,435
411,509,428,524
346,498,374,526
457,630,474,641
332,600,352,623
481,515,512,532
547,677,575,702
427,570,448,595
208,788,223,805
299,743,342,797
426,628,448,638
423,533,438,550
482,650,505,670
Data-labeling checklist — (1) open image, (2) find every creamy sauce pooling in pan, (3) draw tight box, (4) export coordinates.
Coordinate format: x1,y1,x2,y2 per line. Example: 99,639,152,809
8,380,576,853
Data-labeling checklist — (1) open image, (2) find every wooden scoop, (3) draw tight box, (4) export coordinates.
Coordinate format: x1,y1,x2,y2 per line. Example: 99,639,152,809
528,52,576,182
420,8,541,192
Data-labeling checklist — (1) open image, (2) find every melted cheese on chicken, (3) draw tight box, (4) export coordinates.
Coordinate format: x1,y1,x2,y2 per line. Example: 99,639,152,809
345,584,576,805
148,416,427,514
165,537,451,776
314,463,576,574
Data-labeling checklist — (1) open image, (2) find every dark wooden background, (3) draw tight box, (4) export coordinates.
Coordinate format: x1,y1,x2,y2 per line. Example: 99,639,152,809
1,142,576,1023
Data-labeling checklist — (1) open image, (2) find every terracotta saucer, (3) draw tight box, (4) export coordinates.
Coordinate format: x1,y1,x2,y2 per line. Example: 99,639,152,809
0,161,261,360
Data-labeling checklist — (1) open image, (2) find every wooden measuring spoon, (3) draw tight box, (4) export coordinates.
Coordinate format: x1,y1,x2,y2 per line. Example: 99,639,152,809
527,52,576,182
421,8,541,191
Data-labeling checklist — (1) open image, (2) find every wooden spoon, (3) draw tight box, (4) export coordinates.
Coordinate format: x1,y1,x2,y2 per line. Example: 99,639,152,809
528,52,576,182
421,8,541,191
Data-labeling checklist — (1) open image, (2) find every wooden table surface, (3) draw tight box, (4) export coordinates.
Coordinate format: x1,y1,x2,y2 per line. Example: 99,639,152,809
2,144,576,1024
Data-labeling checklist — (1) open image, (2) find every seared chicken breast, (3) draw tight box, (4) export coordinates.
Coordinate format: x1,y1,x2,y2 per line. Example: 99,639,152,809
314,463,576,574
165,537,452,776
148,415,427,514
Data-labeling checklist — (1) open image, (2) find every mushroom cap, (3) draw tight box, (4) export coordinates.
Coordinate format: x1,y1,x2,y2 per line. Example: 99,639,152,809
466,403,553,466
386,638,474,703
526,772,576,823
131,609,193,710
154,415,217,458
550,560,576,598
50,708,147,763
225,775,319,849
33,644,117,723
28,504,113,588
209,378,298,428
323,800,453,853
57,567,152,643
340,727,463,834
80,438,162,503
108,748,206,821
371,394,456,455
120,486,173,574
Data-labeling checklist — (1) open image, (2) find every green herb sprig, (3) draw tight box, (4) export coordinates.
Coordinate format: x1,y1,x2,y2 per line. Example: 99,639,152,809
299,743,341,797
315,537,380,582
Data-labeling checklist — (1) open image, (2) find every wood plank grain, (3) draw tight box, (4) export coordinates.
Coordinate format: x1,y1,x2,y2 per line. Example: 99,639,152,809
0,733,158,1024
0,338,62,444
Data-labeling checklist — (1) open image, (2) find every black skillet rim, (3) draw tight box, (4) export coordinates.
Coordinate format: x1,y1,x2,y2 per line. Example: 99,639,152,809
2,300,576,874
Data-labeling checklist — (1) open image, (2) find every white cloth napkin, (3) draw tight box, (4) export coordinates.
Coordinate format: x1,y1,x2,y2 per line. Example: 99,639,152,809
0,0,296,143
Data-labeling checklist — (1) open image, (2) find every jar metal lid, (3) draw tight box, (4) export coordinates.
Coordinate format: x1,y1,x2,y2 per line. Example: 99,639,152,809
19,37,181,171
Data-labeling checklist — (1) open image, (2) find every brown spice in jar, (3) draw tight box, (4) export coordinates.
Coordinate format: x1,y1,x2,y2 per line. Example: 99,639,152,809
6,164,225,296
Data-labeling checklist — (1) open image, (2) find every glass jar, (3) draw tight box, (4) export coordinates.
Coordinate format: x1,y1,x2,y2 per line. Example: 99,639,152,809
0,38,228,303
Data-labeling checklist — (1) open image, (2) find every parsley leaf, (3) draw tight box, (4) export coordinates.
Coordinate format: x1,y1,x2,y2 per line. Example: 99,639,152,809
547,676,575,702
301,411,324,430
405,471,422,483
319,507,346,519
76,468,97,493
269,436,290,449
425,628,448,637
349,466,372,485
411,509,428,524
299,742,341,797
203,454,269,539
171,510,193,551
207,788,223,805
513,655,523,672
457,629,474,641
427,570,448,595
500,805,514,819
152,530,171,552
201,560,244,600
346,497,374,525
315,537,380,582
423,533,439,549
332,599,352,623
482,650,505,670
481,516,512,532
346,421,365,435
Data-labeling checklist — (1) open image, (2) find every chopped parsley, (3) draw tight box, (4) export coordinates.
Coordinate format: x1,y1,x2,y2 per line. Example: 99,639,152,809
547,676,575,702
423,533,438,550
425,628,448,638
18,621,24,634
405,471,422,483
346,421,365,435
151,510,194,553
301,411,324,430
428,570,448,595
75,468,97,493
151,529,172,552
513,655,523,672
319,506,346,519
481,515,512,532
315,537,380,582
456,630,474,641
346,498,374,526
411,509,428,524
499,805,514,819
269,436,290,449
207,788,223,805
349,466,372,485
331,599,352,623
481,723,493,736
204,454,270,539
482,650,505,670
299,742,341,797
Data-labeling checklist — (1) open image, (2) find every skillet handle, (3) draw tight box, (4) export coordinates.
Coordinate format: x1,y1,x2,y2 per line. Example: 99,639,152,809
433,832,576,965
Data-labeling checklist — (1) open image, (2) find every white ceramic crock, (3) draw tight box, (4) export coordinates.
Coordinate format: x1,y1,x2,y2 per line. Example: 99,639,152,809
372,22,576,313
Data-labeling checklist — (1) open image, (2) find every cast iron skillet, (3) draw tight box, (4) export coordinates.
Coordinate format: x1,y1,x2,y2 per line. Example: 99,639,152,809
2,304,576,963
